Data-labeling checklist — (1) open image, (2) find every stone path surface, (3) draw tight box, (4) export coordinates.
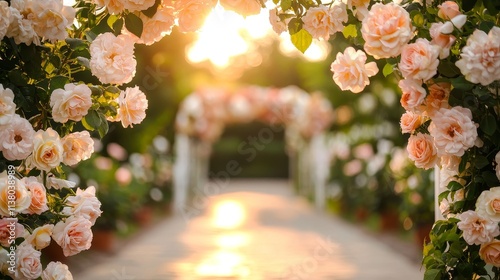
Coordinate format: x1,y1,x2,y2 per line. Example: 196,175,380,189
75,179,424,280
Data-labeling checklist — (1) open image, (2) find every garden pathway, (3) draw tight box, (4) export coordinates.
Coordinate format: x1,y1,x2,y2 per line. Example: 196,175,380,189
74,179,424,280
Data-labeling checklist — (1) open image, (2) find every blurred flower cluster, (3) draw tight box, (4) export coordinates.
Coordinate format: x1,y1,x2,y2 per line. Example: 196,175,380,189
268,0,500,277
175,85,333,143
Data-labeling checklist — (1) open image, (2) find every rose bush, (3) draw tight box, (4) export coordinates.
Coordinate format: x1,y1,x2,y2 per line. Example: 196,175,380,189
269,0,500,278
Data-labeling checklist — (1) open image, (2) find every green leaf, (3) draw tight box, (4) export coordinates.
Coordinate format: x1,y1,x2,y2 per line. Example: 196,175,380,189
475,155,490,169
125,13,143,38
281,0,292,11
483,171,500,187
82,110,101,131
479,20,495,33
342,24,357,39
290,29,312,53
437,61,460,78
8,69,28,86
447,181,463,192
424,268,442,280
65,38,86,51
462,0,477,11
480,114,496,136
382,63,394,77
97,113,109,139
112,18,124,36
49,76,69,92
451,76,474,91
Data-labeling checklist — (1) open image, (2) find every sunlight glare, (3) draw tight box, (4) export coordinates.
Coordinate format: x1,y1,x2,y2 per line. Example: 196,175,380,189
279,33,331,62
195,251,250,277
216,232,249,249
212,200,246,229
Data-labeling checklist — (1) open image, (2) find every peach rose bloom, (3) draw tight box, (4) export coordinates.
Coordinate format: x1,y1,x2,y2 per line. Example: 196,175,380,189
345,0,370,21
31,128,63,171
480,240,500,266
62,186,102,225
175,0,216,33
6,4,40,46
437,1,461,20
123,0,155,12
269,8,288,35
117,86,148,128
407,133,438,169
101,0,126,14
22,177,49,215
61,131,94,166
399,38,440,82
400,111,423,134
42,261,73,280
53,216,93,257
430,22,456,59
458,210,500,245
0,84,16,125
424,82,451,116
89,32,136,85
428,106,478,157
0,173,32,216
137,6,175,45
219,0,261,17
331,47,379,93
399,79,426,112
16,243,42,279
26,0,75,42
361,2,413,59
50,83,92,123
455,27,500,86
303,3,347,41
476,187,500,222
0,2,10,40
0,114,35,161
25,224,54,250
0,218,24,247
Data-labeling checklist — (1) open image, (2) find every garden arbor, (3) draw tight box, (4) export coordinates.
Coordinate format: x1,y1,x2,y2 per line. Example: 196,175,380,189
173,86,334,216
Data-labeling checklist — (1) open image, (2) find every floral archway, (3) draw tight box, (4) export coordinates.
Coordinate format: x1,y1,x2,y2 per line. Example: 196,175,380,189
173,85,334,214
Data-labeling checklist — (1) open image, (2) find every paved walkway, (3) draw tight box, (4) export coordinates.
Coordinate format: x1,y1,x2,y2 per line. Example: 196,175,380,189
74,179,423,280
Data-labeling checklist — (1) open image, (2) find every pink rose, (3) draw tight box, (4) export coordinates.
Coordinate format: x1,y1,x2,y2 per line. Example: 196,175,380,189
101,0,126,14
0,114,35,161
480,240,500,267
330,47,378,93
0,2,10,40
399,79,426,112
62,186,102,225
428,106,478,157
458,210,500,245
437,1,461,20
138,6,175,45
22,177,49,215
400,111,423,134
116,86,148,128
361,3,413,59
345,0,370,21
423,82,451,116
0,84,16,125
219,0,261,17
455,27,500,86
89,32,136,85
123,0,155,12
302,3,347,41
0,218,24,247
61,131,94,166
52,216,93,257
42,261,73,280
269,8,288,34
407,133,437,169
16,243,42,279
398,38,440,82
430,22,456,59
175,0,216,33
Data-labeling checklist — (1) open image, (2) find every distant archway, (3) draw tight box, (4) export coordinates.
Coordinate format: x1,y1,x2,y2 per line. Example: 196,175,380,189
173,86,334,215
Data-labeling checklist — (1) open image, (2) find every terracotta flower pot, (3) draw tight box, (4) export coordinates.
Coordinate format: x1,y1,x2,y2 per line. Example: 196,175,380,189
91,229,116,253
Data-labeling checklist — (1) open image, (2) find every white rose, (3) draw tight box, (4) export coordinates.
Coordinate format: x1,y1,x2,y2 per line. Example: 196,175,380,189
476,187,500,222
25,224,54,250
46,176,76,190
458,210,500,245
31,128,64,171
41,261,73,280
0,114,35,161
0,2,10,40
0,84,16,125
62,186,102,225
0,172,32,216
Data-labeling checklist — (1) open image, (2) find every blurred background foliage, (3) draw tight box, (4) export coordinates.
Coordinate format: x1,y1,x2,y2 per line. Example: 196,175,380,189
70,11,434,250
